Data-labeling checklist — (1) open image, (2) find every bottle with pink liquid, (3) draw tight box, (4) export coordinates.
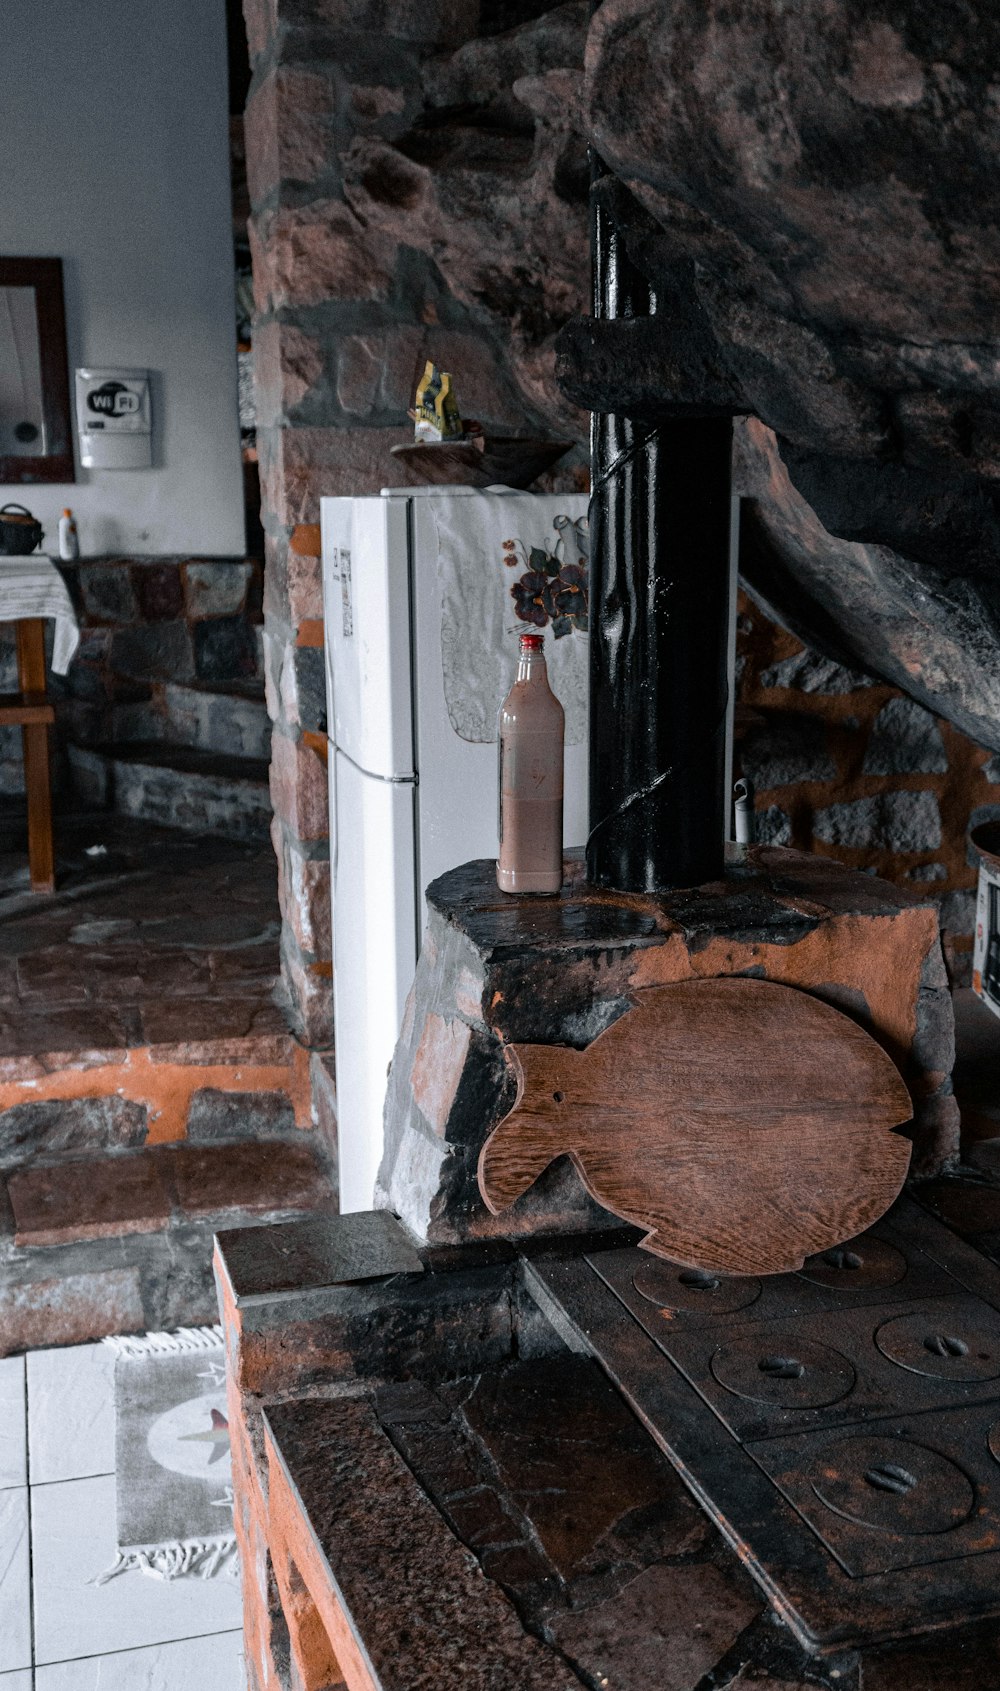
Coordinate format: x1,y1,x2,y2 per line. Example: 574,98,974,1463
496,632,564,895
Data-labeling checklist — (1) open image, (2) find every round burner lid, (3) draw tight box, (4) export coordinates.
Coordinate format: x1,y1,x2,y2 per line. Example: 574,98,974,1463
710,1336,856,1408
798,1237,907,1290
809,1435,975,1536
875,1310,1000,1381
632,1259,762,1315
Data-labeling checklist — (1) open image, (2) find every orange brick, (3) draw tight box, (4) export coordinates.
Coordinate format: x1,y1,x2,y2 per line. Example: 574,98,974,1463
290,523,322,556
296,618,324,648
302,730,328,761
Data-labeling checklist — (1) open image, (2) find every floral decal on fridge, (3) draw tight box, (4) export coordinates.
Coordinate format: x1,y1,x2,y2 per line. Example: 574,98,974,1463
503,513,589,637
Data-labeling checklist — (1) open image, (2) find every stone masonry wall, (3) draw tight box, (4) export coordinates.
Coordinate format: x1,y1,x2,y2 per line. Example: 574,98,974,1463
736,590,994,987
240,0,591,1045
0,556,265,796
238,0,990,1042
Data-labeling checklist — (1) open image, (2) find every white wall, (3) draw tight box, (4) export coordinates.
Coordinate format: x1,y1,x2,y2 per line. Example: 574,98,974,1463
0,0,245,557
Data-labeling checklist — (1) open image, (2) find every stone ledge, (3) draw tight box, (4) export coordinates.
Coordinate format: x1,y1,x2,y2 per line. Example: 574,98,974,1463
263,1394,589,1691
379,846,955,1249
6,1138,336,1249
218,1209,423,1303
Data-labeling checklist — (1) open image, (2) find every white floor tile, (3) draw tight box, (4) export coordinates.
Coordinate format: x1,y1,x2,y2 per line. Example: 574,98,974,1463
27,1344,114,1485
0,1358,26,1490
35,1629,245,1690
0,1489,31,1672
31,1474,242,1665
0,1671,33,1689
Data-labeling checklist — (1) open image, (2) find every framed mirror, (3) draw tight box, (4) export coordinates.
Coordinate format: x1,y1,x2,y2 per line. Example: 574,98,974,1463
0,257,74,484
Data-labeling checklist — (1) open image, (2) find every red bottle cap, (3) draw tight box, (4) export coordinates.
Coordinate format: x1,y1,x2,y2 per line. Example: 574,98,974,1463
519,633,544,650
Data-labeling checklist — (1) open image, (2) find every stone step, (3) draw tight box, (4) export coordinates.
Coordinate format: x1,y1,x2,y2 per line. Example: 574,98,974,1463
110,679,271,761
6,1139,335,1249
68,741,272,841
0,1138,338,1354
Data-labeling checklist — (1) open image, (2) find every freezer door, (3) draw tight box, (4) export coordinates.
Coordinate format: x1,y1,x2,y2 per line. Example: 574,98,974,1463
331,749,418,1214
409,492,590,906
320,495,414,778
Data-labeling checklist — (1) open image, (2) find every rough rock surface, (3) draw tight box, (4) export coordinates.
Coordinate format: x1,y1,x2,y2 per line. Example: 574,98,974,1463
568,0,1000,744
338,0,592,446
863,697,948,777
814,791,943,854
737,421,1000,753
585,0,1000,561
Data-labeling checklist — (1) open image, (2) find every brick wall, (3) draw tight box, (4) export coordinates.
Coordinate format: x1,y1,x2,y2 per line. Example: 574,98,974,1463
736,590,993,987
241,0,590,1044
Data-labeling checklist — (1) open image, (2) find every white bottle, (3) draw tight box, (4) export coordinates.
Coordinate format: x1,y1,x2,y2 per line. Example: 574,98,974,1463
58,508,79,560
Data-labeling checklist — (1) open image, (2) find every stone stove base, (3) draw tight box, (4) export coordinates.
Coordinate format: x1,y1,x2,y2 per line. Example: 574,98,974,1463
215,1185,1000,1690
379,846,958,1253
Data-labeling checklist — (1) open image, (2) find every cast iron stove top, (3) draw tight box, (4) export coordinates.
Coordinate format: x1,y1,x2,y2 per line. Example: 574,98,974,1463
526,1196,1000,1652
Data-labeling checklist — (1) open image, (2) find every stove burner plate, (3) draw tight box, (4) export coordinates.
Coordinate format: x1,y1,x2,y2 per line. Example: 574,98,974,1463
525,1198,1000,1652
631,1258,762,1314
710,1335,855,1408
798,1238,908,1290
807,1434,975,1538
875,1309,1000,1381
753,1402,1000,1576
655,1293,1000,1441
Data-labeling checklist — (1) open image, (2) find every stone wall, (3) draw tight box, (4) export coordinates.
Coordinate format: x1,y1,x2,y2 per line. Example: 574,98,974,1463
240,0,591,1044
736,591,993,986
237,0,996,1048
0,556,265,797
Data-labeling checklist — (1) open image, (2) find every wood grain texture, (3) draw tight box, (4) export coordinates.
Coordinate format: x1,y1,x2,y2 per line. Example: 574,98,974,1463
15,618,54,893
0,698,54,724
478,978,912,1276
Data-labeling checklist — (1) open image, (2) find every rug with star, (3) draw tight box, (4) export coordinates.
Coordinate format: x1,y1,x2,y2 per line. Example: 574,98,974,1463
99,1326,237,1582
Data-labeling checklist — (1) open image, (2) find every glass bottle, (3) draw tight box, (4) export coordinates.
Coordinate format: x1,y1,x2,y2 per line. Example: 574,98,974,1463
496,632,564,894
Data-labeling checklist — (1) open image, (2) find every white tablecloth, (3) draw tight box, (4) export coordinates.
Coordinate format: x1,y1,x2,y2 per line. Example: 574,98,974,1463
0,553,80,675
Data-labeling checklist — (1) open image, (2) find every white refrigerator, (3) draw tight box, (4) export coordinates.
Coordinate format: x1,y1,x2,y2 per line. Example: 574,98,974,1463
321,486,590,1214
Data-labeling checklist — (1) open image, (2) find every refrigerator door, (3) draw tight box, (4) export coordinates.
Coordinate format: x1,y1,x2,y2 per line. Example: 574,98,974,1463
331,748,418,1213
320,495,414,779
409,493,590,906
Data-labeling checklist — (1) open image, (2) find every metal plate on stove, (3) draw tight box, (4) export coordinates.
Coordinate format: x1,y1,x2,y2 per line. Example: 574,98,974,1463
798,1238,907,1290
710,1336,856,1409
587,1220,961,1344
631,1258,762,1315
875,1308,1000,1382
808,1434,975,1536
659,1295,1000,1441
532,1200,1000,1650
750,1401,1000,1578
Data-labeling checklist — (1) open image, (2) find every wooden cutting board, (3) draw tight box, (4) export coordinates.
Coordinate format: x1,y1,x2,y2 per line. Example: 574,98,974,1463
477,977,912,1276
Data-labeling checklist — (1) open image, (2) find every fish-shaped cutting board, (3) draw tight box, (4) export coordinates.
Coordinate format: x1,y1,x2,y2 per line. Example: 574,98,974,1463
478,977,912,1276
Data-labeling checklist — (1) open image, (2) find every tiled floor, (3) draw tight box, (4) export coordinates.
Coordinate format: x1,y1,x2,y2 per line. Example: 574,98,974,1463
0,1345,244,1689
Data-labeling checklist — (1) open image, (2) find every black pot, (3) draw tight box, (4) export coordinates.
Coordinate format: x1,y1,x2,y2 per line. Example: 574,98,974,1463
0,504,43,556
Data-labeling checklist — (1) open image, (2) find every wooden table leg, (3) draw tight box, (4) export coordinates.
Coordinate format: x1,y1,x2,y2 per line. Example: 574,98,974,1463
16,618,55,894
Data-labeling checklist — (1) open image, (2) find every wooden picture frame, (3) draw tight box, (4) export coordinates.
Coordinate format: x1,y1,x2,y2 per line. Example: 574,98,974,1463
0,257,75,485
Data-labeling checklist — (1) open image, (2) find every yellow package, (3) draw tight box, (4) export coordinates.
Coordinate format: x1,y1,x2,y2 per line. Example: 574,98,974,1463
410,361,463,442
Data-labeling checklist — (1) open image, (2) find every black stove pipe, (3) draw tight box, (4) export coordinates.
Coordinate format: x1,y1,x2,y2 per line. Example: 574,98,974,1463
586,172,732,893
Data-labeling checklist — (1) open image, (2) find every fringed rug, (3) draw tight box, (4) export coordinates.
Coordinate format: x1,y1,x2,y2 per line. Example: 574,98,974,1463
98,1326,238,1583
